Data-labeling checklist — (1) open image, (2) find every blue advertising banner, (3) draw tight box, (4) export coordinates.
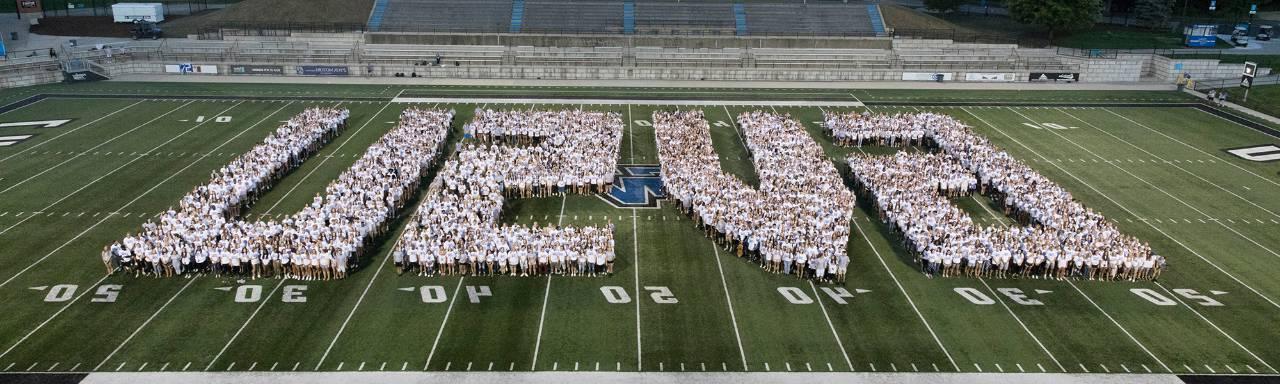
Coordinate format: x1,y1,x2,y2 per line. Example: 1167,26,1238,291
296,65,349,76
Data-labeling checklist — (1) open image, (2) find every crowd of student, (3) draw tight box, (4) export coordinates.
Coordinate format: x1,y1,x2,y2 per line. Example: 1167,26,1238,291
392,108,623,277
829,111,1164,281
104,107,455,280
654,110,855,282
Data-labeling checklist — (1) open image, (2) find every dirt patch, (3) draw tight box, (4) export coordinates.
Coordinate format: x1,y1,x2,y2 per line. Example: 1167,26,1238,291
880,4,975,33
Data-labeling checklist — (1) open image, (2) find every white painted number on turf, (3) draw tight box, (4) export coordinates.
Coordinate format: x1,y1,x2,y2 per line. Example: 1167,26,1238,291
996,288,1044,306
600,286,632,304
954,287,996,305
91,284,122,303
234,285,262,303
713,120,730,127
43,284,77,302
1130,288,1177,306
644,286,678,304
633,119,651,127
777,287,814,305
820,287,855,304
466,285,491,304
420,285,447,303
1172,288,1225,307
282,285,308,303
194,116,233,123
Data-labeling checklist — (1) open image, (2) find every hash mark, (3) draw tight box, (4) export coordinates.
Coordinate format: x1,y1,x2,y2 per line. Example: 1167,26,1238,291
1205,365,1215,373
292,362,299,371
270,362,278,371
47,362,59,372
996,363,1003,372
1016,363,1024,372
3,363,12,371
1247,364,1258,373
1037,363,1045,372
1184,364,1193,373
380,362,386,371
1143,364,1151,373
247,362,256,371
973,363,981,372
183,362,191,371
1100,364,1110,373
116,362,126,371
1078,363,1087,373
226,362,235,371
1227,364,1237,373
911,363,918,372
26,362,37,371
137,362,147,371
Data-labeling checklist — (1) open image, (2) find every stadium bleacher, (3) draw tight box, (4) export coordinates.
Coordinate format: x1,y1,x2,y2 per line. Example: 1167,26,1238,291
372,0,877,36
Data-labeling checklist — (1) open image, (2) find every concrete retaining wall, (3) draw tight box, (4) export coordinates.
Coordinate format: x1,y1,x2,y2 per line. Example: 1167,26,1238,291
366,32,894,49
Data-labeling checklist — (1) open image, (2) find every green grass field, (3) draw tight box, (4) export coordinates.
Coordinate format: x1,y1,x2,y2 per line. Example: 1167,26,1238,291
0,82,1278,377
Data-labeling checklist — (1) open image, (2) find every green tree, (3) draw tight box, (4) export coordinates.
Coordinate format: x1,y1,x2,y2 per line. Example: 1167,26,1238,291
1007,0,1104,42
1134,0,1174,29
924,0,967,13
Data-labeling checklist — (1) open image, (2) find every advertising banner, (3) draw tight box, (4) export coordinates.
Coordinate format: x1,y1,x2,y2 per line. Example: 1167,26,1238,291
230,65,284,75
296,65,349,76
1028,72,1080,82
902,72,954,81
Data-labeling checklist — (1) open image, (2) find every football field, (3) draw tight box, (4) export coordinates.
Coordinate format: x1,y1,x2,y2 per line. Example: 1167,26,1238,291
0,82,1278,378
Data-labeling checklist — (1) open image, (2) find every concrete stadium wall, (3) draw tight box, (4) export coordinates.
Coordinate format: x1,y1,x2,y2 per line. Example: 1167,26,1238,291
366,32,894,49
1149,55,1272,82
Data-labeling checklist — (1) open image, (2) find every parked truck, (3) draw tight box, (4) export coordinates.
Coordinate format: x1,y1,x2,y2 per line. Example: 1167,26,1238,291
111,3,165,23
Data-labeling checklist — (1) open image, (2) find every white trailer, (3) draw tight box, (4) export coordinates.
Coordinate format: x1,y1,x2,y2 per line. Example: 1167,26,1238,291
111,3,165,23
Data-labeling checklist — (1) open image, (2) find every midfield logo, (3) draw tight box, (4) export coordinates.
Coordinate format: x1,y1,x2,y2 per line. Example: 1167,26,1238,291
599,165,665,209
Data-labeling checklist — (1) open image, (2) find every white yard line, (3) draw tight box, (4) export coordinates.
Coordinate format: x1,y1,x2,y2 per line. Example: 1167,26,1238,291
978,278,1066,372
1160,108,1280,188
0,275,109,361
531,194,568,371
722,106,749,150
0,101,195,195
1059,109,1279,219
1154,282,1277,373
970,196,1172,373
205,280,287,371
632,208,643,370
261,101,391,214
627,104,635,163
424,278,465,370
1007,108,1280,261
709,243,749,371
530,275,552,371
960,107,1280,311
0,100,143,164
314,247,394,370
0,101,264,289
0,101,288,288
808,281,854,371
1065,280,1173,373
93,277,200,371
850,147,959,372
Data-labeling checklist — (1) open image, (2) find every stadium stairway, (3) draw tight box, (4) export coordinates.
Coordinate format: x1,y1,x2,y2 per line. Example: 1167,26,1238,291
510,0,526,33
734,2,747,36
367,0,391,31
623,0,635,35
867,4,886,36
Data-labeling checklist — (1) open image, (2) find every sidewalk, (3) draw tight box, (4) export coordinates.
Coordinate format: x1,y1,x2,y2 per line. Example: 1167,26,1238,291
1182,87,1280,126
109,74,1179,91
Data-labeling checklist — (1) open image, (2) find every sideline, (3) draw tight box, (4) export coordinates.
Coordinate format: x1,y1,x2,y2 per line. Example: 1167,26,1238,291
64,371,1189,384
108,74,1179,91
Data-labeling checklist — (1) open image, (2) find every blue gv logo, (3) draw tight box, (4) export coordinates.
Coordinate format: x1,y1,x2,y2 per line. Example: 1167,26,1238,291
600,165,665,209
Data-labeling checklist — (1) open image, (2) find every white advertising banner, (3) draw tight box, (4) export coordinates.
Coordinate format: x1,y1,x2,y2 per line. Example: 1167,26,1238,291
964,72,1014,82
902,72,954,81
